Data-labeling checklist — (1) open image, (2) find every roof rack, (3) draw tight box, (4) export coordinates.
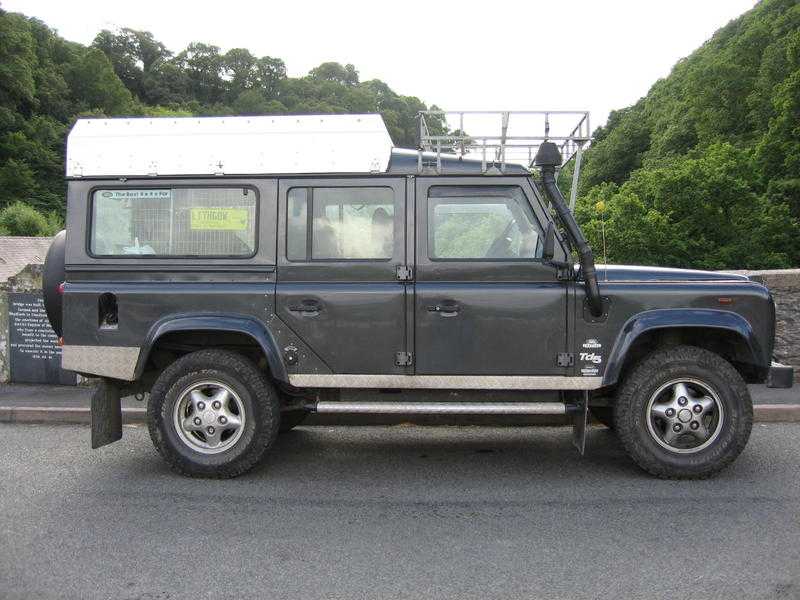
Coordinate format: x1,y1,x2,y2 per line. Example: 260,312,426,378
417,110,591,209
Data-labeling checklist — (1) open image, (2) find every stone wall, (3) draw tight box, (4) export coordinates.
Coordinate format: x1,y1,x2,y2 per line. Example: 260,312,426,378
0,264,798,383
741,269,800,381
0,282,6,383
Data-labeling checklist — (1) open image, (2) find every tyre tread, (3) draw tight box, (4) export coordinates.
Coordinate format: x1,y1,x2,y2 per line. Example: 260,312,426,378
147,349,279,479
614,345,752,480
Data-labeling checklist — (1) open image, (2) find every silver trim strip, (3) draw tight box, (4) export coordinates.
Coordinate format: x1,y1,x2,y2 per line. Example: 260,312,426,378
315,401,567,415
62,345,140,381
288,374,604,390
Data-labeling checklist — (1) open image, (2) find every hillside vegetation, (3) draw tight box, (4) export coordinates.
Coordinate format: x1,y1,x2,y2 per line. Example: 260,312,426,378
574,0,800,269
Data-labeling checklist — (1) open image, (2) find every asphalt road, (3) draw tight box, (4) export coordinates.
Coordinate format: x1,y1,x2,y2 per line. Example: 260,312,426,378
1,423,799,600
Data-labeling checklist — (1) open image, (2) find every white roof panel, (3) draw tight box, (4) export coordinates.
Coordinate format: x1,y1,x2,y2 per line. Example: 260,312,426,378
66,114,394,177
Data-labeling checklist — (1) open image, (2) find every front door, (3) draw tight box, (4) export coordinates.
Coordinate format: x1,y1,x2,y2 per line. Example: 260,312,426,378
414,177,568,375
276,178,408,374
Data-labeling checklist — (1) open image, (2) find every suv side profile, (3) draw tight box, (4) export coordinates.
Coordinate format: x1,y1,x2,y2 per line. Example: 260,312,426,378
43,114,793,479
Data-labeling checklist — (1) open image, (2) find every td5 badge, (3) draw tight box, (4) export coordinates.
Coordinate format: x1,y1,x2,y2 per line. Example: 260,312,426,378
580,338,603,376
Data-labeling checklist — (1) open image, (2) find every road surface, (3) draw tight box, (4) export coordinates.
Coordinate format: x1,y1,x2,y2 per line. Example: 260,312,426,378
1,422,798,599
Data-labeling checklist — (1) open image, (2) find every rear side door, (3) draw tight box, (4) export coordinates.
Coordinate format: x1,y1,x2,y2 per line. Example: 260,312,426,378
276,178,408,374
414,177,569,375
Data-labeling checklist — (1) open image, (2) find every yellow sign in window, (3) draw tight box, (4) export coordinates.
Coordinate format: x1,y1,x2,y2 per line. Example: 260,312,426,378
190,208,249,231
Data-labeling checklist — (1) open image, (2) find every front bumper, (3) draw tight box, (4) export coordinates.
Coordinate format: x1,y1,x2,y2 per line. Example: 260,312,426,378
767,362,794,389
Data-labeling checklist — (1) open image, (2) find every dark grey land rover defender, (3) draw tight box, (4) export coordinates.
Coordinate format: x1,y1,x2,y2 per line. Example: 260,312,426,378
43,112,793,479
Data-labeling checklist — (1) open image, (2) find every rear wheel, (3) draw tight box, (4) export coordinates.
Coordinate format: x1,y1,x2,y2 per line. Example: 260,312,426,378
147,350,279,478
614,345,752,479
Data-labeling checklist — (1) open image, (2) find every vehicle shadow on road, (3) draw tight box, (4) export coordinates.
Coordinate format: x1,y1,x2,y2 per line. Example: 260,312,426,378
102,422,777,493
264,425,638,477
113,424,645,485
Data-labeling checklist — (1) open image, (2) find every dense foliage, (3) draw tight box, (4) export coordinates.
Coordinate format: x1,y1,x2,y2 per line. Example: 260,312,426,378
575,0,800,269
0,6,444,234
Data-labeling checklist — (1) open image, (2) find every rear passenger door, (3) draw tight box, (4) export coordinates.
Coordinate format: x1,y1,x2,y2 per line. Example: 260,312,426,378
414,178,569,376
276,178,409,374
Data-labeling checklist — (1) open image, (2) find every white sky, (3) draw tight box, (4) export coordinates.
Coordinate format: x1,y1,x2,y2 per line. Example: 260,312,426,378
5,0,757,130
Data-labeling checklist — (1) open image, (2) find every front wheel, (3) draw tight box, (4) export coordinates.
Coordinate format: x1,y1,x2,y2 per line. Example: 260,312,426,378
614,345,752,479
147,350,280,478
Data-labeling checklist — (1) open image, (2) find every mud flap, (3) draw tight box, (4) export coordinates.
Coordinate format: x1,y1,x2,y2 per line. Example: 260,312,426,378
571,391,589,456
91,379,122,449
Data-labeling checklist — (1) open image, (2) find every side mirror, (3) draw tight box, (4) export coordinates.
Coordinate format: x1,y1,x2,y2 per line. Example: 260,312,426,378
542,222,556,261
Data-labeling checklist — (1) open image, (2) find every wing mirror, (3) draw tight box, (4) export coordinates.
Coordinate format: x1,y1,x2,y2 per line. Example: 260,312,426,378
542,222,556,262
541,222,570,275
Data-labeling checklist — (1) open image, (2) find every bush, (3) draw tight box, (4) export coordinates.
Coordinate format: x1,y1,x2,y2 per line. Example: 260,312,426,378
0,201,63,236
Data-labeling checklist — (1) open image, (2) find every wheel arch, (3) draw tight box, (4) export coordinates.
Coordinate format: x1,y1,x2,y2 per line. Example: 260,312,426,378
135,314,288,383
602,309,765,387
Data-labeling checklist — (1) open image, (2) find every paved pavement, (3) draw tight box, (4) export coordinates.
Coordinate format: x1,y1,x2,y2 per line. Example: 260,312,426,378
1,383,798,425
0,422,798,599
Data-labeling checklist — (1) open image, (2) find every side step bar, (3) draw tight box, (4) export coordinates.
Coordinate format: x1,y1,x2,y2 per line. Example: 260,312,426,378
310,394,590,455
313,401,569,415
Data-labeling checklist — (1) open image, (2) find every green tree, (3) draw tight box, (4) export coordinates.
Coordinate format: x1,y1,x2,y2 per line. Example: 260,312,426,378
223,48,257,100
232,90,286,116
308,62,359,86
65,48,133,114
254,56,286,99
0,11,36,110
175,43,225,105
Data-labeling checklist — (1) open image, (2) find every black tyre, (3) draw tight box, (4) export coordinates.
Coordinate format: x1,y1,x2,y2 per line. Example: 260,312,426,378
279,410,309,433
147,349,280,478
614,345,752,479
590,406,615,429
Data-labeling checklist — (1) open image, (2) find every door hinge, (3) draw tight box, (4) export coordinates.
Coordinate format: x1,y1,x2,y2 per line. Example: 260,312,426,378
396,264,414,281
395,351,413,366
557,353,574,367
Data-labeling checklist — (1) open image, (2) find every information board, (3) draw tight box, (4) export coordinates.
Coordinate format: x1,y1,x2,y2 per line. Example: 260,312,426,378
8,292,76,385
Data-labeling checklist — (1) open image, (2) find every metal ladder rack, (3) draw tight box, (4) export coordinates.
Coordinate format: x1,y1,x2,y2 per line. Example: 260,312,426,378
417,110,592,209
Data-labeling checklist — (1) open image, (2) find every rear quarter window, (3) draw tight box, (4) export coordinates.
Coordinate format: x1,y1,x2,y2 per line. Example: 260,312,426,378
90,187,257,257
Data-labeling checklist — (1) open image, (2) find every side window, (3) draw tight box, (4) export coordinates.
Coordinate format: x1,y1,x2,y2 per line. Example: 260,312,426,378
428,186,543,260
91,187,257,257
286,187,395,260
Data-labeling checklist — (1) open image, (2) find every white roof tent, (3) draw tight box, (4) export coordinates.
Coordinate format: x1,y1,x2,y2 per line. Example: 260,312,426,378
65,114,395,178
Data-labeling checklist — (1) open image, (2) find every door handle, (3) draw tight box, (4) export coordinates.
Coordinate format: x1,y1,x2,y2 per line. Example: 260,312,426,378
427,303,460,317
288,301,321,316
